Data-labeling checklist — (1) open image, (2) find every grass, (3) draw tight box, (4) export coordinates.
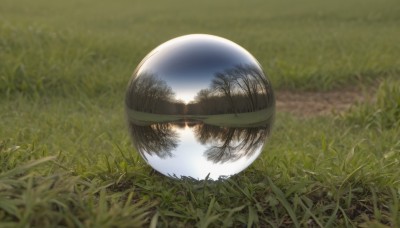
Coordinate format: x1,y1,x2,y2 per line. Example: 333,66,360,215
344,80,400,130
126,107,274,127
0,0,400,226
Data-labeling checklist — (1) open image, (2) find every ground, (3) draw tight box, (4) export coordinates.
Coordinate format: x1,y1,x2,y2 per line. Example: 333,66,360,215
276,86,376,117
126,108,274,127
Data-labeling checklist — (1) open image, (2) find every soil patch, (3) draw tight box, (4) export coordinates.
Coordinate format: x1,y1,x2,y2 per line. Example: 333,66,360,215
275,87,376,117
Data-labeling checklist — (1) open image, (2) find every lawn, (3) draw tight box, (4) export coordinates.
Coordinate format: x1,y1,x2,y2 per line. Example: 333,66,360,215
0,0,399,227
126,107,274,127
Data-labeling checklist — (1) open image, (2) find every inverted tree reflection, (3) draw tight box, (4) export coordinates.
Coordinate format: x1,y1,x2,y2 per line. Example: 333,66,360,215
194,123,270,163
129,120,270,164
128,122,179,160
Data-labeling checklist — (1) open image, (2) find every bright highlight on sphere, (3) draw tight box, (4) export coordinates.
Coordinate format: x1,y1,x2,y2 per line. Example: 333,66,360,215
125,34,275,180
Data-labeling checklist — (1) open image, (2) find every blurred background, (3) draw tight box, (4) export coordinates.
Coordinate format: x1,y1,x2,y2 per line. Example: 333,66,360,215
1,0,399,97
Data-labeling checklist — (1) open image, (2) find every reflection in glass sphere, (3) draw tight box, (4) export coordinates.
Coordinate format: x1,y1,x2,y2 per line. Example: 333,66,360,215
125,34,275,180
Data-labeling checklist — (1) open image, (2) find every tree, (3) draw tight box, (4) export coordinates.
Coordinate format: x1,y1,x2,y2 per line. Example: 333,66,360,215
211,73,238,116
125,72,176,114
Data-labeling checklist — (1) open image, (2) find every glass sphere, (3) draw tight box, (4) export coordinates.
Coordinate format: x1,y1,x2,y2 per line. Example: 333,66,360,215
125,34,275,180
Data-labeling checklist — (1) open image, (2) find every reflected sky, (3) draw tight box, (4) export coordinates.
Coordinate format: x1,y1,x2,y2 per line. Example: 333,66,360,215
135,34,262,104
137,122,266,180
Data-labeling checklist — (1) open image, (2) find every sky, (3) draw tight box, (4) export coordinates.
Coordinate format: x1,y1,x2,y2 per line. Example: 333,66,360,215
135,34,260,104
143,124,263,180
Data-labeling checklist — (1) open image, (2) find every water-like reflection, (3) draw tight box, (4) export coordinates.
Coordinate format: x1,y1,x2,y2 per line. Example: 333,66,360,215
128,121,271,179
125,34,275,180
128,123,179,160
194,124,270,164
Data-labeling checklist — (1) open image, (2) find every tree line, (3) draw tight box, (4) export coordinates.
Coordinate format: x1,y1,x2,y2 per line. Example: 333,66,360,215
125,64,274,116
125,72,185,115
188,65,274,115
